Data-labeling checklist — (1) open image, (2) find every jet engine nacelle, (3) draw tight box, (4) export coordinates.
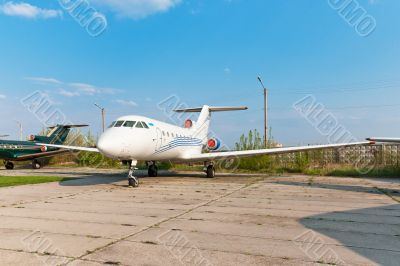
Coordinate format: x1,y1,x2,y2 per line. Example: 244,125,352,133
207,138,221,151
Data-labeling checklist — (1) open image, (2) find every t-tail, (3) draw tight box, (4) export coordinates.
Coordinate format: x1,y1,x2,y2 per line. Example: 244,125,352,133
174,105,248,143
30,125,88,144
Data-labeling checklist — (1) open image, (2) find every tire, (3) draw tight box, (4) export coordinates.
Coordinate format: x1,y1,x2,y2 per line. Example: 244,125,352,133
129,178,139,187
206,165,215,178
5,162,14,170
32,161,41,170
153,166,158,177
148,165,158,177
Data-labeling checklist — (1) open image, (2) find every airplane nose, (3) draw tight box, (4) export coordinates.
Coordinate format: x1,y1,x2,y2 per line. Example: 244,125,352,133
97,135,113,156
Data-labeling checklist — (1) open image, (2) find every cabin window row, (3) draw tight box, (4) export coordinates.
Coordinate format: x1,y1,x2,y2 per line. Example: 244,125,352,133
162,132,187,138
109,121,150,129
0,145,23,149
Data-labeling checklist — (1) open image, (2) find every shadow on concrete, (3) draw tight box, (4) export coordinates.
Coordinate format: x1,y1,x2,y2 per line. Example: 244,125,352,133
274,181,400,196
299,204,400,266
56,170,212,187
58,173,125,187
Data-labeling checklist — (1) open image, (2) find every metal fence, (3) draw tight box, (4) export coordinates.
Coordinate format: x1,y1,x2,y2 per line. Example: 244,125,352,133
274,144,400,168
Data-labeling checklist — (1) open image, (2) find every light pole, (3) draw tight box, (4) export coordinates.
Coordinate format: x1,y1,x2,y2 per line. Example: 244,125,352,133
15,121,23,141
257,76,268,148
94,103,106,133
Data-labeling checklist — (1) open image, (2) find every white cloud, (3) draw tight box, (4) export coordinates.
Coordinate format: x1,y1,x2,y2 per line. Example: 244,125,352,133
91,0,181,19
26,77,119,97
0,94,6,99
25,77,62,84
59,89,80,97
115,99,138,107
69,83,98,95
0,2,62,19
69,82,117,95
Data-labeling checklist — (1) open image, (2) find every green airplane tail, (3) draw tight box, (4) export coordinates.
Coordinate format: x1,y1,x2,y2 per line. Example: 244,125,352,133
31,125,88,144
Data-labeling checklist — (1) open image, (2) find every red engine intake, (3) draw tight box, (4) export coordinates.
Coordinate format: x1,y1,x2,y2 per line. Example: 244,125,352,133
40,146,47,152
207,138,221,151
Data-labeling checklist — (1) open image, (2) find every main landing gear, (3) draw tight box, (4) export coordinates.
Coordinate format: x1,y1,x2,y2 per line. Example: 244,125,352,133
4,161,14,170
32,159,42,170
204,162,216,178
147,161,158,177
128,160,139,188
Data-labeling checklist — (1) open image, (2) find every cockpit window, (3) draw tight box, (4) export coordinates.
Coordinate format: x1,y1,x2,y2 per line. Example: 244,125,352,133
108,121,116,128
114,121,124,127
123,121,136,127
141,122,149,129
135,122,144,128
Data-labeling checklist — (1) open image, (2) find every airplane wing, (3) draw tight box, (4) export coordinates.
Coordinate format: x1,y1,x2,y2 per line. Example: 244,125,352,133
37,143,100,153
14,149,72,160
367,138,400,144
181,141,372,162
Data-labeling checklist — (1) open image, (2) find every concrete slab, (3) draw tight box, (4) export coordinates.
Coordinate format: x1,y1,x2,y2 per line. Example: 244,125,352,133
0,168,399,266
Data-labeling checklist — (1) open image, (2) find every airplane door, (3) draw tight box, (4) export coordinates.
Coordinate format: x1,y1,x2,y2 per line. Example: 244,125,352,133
155,127,163,151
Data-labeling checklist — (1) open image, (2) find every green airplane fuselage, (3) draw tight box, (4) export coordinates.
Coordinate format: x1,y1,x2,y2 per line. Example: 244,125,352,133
0,140,60,161
0,125,79,163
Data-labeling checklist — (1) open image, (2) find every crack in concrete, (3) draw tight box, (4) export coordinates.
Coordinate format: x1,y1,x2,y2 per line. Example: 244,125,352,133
63,176,267,265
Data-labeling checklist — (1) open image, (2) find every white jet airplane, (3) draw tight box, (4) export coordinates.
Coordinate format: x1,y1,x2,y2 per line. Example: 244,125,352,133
41,105,371,187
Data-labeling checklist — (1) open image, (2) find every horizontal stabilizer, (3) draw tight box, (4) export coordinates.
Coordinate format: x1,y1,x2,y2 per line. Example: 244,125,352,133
48,124,89,129
174,106,248,113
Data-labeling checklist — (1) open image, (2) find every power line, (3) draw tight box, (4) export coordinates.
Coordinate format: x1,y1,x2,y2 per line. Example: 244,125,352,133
267,103,400,111
270,84,400,95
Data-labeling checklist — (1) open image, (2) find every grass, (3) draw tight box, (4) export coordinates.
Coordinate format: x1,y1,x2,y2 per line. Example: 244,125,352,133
0,176,75,188
171,163,400,178
302,166,400,178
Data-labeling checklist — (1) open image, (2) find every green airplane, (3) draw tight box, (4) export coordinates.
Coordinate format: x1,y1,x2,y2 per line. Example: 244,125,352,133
0,125,87,170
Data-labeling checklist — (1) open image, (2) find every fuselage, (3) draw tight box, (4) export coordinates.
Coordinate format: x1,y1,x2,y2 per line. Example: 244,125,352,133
97,115,204,161
0,140,57,160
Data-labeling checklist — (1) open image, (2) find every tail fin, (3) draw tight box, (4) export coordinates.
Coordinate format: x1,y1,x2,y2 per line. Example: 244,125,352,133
32,125,88,144
174,105,248,143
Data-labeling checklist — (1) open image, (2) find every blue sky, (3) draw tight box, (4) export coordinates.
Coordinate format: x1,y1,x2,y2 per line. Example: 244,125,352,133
0,0,399,146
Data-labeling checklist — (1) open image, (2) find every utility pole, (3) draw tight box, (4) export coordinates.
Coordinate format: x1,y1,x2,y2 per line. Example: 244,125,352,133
94,103,106,133
257,76,268,148
15,121,23,141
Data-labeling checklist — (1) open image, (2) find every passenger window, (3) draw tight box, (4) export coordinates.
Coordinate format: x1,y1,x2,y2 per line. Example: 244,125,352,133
108,121,116,128
167,132,170,137
141,122,149,129
162,131,165,136
114,121,124,127
136,122,144,128
123,121,136,127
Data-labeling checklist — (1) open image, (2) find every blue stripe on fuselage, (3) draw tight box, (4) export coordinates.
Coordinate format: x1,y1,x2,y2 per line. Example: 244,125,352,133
154,138,203,154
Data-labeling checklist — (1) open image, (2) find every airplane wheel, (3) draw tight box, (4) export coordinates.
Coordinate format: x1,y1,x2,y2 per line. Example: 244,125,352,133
148,165,158,177
128,177,139,187
5,162,14,170
206,165,215,178
32,161,41,170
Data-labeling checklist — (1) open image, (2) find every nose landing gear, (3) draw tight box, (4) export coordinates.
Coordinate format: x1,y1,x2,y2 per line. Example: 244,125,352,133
128,160,139,188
